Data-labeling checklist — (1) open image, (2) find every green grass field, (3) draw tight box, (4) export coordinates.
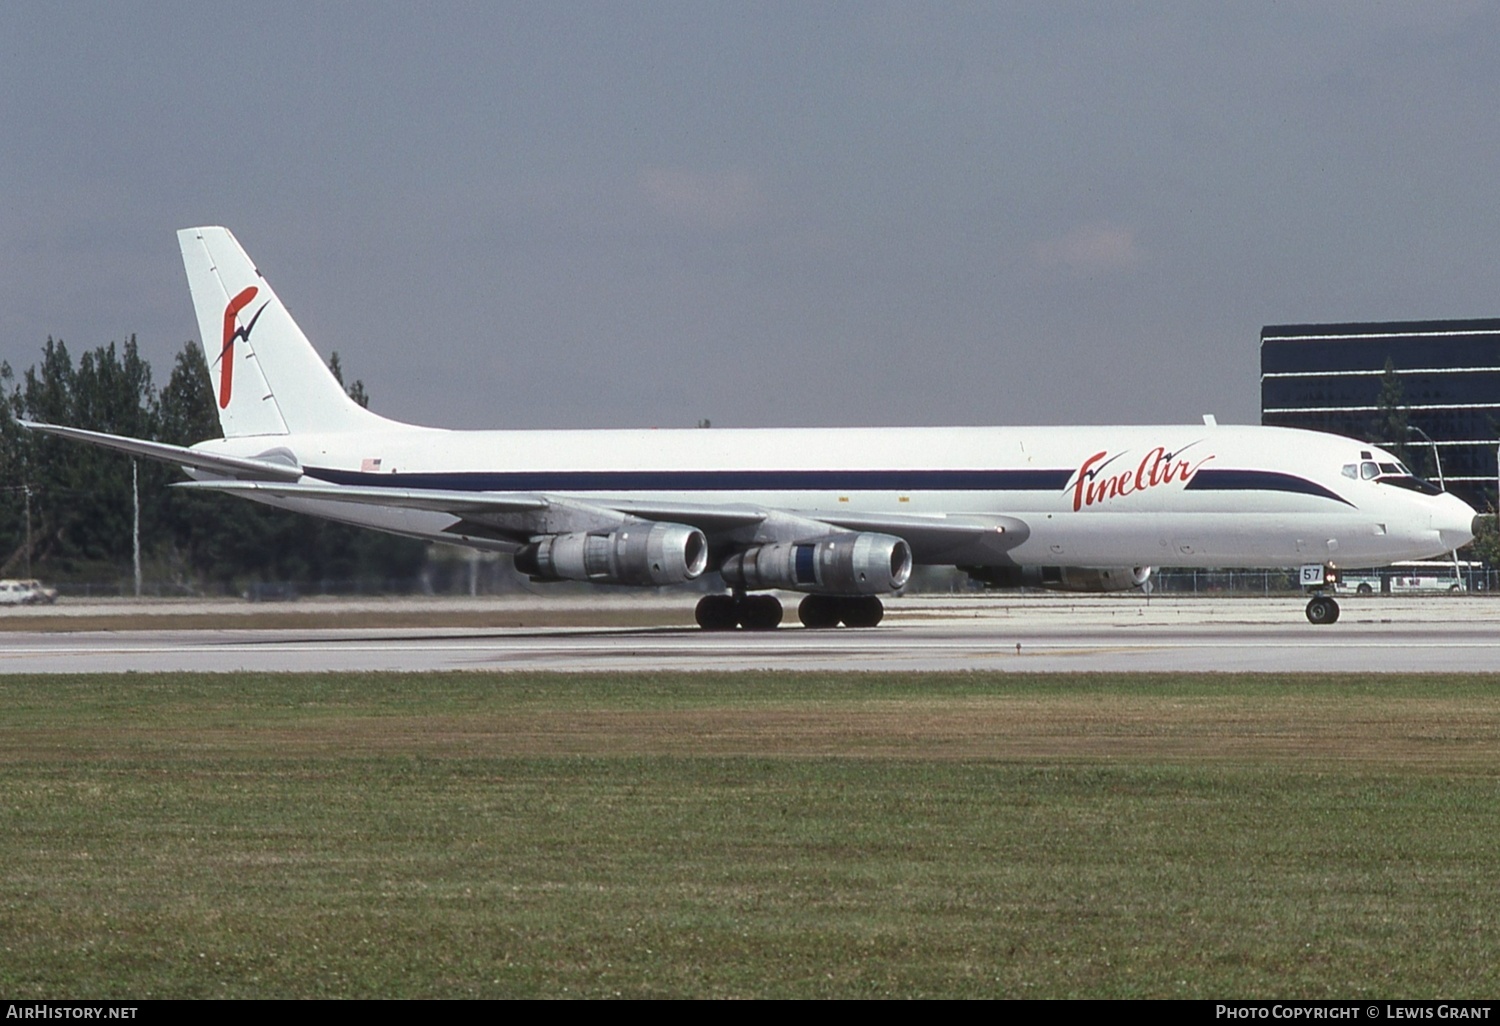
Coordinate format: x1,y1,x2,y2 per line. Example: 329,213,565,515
2,672,1499,998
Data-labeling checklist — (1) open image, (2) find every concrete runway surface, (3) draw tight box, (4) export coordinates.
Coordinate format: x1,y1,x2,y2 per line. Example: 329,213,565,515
0,593,1497,673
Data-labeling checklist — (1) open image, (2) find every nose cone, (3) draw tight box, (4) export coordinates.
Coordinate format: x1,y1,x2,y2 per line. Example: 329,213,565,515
1434,492,1479,551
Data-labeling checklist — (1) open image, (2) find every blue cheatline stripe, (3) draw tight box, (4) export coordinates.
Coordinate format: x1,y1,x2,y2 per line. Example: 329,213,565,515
302,465,1355,506
1185,469,1354,506
302,467,1077,492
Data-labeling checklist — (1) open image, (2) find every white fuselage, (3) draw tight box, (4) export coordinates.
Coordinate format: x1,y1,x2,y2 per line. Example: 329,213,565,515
195,421,1476,570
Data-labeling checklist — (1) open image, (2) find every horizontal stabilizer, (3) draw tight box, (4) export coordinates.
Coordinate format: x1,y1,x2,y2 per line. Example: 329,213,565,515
19,421,304,482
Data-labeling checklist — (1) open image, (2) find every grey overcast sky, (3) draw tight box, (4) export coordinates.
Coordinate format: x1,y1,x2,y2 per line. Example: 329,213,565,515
3,2,1499,430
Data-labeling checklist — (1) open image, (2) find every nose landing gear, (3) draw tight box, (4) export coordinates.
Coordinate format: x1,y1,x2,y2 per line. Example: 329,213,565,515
1300,563,1341,625
1305,594,1340,624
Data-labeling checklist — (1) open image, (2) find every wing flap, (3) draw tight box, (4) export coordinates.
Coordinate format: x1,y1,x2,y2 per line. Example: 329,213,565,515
173,479,550,514
600,498,768,531
814,510,1031,563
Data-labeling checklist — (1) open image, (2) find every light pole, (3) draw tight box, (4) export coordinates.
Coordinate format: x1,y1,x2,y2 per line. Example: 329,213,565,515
1407,425,1462,586
132,460,141,598
22,484,31,580
1406,425,1445,491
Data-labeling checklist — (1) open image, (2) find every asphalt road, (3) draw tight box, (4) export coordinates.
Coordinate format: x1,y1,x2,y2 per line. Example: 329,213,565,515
1,594,1495,673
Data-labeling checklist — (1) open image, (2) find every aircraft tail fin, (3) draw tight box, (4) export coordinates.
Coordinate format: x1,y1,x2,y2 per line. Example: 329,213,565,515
178,226,394,438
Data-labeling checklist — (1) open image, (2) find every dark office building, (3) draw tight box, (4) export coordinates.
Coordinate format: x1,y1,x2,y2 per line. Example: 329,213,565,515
1261,318,1500,506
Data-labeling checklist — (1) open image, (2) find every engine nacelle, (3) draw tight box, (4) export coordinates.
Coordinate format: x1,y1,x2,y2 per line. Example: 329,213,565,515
721,532,913,595
964,565,1151,593
514,522,709,586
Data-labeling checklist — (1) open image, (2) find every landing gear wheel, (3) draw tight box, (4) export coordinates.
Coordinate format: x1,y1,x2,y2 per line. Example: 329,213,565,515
839,596,885,628
797,595,886,628
696,594,783,630
738,594,783,631
1305,595,1340,625
798,594,841,629
695,594,738,631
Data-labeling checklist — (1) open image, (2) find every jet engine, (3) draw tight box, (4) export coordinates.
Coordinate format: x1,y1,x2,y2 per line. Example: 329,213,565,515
514,522,709,585
720,532,913,595
963,565,1151,593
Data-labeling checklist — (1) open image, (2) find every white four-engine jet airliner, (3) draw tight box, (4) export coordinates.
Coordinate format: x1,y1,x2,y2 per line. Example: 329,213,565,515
24,227,1480,627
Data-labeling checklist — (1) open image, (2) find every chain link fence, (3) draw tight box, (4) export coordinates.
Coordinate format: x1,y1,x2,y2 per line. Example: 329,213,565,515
34,563,1500,601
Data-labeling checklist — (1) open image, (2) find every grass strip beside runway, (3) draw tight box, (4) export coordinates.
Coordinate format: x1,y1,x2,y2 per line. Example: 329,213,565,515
2,672,1499,998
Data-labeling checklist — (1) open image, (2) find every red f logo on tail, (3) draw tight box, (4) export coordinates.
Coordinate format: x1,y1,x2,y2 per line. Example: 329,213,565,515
218,286,265,409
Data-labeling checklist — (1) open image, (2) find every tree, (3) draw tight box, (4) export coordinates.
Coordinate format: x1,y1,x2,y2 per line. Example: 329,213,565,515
1464,512,1500,569
154,342,231,585
1,336,427,591
161,344,424,590
1369,357,1412,467
327,351,369,409
0,338,162,577
157,342,219,447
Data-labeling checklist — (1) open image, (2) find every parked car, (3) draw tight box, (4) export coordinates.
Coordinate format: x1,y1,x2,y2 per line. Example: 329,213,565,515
0,579,59,605
243,581,299,603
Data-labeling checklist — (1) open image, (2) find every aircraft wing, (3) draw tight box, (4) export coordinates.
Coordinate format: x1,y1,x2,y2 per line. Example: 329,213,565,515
19,421,304,482
619,502,1029,562
174,481,767,530
175,479,1027,562
26,414,1033,564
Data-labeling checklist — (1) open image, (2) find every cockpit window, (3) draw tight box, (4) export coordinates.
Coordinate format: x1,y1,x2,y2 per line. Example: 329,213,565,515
1345,456,1444,495
1377,474,1444,496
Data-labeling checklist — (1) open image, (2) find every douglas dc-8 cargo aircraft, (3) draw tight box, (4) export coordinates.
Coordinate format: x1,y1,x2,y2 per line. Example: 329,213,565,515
24,228,1480,627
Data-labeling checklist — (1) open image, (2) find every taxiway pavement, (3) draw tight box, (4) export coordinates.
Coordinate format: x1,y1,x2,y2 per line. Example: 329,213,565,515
0,594,1496,673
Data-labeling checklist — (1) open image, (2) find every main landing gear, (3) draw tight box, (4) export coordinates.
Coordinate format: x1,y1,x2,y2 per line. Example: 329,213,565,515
693,593,886,630
695,593,783,631
795,594,884,629
1305,594,1340,625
